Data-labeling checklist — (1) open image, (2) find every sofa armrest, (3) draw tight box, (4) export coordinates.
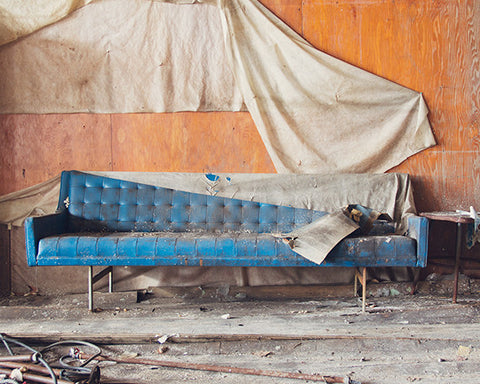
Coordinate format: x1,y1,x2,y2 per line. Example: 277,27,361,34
406,215,429,267
24,210,68,266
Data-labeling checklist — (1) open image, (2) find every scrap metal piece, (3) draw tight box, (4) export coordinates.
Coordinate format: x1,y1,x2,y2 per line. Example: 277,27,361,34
0,367,70,384
79,353,359,383
0,335,102,384
87,366,100,384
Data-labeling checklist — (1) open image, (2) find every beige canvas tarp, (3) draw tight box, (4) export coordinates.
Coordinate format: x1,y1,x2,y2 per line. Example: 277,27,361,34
0,0,92,46
0,0,436,174
0,172,416,229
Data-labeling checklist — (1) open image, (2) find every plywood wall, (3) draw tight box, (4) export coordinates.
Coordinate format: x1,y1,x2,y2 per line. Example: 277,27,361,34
1,0,479,215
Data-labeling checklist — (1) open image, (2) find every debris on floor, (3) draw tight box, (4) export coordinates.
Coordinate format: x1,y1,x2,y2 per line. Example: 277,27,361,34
0,335,101,384
77,351,359,383
1,287,480,383
457,345,472,361
0,334,359,384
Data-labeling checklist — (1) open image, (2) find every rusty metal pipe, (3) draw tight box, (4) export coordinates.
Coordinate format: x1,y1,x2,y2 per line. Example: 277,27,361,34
0,367,70,384
80,353,356,383
0,360,63,377
0,355,33,362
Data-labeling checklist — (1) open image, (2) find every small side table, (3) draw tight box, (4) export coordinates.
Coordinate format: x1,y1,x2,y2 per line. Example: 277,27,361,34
420,211,474,303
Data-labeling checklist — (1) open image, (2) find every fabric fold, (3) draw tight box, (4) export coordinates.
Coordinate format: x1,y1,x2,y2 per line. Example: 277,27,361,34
274,204,393,265
273,211,360,265
0,0,92,46
0,175,60,227
218,0,436,173
0,0,435,173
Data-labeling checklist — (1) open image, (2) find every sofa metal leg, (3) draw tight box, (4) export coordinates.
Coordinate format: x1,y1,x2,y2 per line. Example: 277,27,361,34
88,266,113,311
108,268,113,293
354,267,367,312
88,266,94,312
354,271,358,297
241,267,250,287
361,267,367,312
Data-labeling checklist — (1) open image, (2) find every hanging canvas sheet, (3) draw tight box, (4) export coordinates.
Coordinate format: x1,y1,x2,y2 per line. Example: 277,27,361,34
0,0,435,174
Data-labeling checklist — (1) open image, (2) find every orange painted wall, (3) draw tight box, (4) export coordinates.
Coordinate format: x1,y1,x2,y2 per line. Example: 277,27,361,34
301,0,480,212
1,0,479,216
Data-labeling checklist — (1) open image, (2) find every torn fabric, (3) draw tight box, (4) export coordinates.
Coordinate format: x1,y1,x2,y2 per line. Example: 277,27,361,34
274,211,360,265
275,205,392,265
0,0,435,173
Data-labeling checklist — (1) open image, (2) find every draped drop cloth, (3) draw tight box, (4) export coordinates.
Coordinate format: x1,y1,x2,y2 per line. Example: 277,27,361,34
0,0,435,174
0,172,415,227
0,0,92,46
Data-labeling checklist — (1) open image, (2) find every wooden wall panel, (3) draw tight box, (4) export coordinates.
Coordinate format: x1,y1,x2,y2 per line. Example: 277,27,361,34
302,0,476,148
0,114,112,195
0,0,478,214
259,0,303,35
303,0,480,212
0,225,10,295
111,112,276,173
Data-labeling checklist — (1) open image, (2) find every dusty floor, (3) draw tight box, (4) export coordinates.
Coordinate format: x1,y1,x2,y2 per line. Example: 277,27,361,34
1,281,480,384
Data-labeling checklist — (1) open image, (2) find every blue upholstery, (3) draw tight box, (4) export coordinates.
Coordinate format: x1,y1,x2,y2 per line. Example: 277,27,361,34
65,171,325,233
25,171,429,269
36,232,417,267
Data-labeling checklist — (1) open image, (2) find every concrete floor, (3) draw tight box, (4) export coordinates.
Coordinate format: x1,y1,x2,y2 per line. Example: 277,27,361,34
1,281,480,384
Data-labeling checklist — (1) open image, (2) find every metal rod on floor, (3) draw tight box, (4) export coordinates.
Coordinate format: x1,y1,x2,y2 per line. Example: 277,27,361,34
0,355,32,362
79,353,358,383
0,360,63,377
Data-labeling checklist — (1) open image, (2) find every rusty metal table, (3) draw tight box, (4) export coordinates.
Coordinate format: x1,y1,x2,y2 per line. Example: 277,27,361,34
420,211,474,303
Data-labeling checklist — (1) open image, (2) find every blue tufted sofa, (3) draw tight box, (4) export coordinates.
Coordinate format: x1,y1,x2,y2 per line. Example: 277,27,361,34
25,171,429,311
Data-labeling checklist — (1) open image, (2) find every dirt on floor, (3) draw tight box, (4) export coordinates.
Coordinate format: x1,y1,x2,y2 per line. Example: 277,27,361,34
1,278,480,384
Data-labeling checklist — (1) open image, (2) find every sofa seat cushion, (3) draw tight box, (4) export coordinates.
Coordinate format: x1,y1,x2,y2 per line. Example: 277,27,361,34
36,232,418,267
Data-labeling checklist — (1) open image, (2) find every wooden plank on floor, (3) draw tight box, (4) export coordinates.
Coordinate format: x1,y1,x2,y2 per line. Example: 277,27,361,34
146,284,355,300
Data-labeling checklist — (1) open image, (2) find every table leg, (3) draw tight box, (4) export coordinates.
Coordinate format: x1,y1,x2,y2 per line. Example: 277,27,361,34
362,267,367,312
453,222,463,304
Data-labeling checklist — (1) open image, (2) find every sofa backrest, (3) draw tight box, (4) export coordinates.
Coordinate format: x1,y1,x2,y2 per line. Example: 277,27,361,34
59,171,327,234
